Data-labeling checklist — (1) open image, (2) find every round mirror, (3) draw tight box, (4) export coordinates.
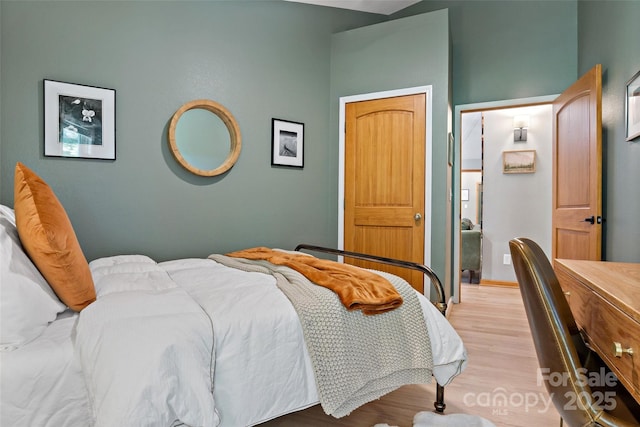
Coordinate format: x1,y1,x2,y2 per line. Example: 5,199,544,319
168,99,241,176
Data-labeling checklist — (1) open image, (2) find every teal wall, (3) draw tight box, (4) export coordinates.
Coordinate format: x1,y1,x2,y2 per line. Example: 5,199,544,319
2,0,635,286
398,0,639,263
330,10,451,295
0,2,2,171
395,0,579,106
0,1,382,262
394,0,580,288
578,0,640,262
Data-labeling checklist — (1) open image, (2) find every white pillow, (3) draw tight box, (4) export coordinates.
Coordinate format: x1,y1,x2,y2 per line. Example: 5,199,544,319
0,205,66,351
0,204,16,226
89,255,177,298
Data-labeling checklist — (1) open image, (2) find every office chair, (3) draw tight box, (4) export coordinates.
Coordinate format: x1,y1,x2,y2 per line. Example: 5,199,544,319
509,237,640,427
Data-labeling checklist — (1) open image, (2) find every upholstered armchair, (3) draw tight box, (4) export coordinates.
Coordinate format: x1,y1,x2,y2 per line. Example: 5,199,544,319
461,218,481,283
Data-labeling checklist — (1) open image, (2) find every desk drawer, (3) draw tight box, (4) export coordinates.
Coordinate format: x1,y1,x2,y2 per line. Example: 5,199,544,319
590,298,640,398
556,268,594,331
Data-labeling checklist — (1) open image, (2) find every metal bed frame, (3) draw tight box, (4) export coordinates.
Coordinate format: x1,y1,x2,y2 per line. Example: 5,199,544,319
294,243,448,413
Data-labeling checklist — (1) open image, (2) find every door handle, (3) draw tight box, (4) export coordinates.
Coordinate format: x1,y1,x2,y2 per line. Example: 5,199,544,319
414,213,422,221
583,216,603,225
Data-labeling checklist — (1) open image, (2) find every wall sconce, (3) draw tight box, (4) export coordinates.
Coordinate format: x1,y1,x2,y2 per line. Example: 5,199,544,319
513,115,529,142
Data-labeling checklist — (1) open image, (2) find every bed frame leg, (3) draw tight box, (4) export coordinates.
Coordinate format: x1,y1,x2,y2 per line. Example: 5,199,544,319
434,384,446,413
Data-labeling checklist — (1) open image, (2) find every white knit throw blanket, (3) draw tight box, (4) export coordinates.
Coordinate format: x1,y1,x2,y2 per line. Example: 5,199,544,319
209,254,433,418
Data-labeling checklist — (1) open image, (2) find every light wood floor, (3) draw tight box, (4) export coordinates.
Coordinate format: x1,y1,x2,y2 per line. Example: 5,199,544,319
258,284,561,427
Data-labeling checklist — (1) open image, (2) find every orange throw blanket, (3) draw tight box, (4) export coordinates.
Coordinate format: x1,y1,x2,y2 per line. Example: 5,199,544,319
226,247,403,315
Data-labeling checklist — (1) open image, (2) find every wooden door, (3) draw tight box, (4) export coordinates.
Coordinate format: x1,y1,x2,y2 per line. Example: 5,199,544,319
552,64,602,261
344,94,426,293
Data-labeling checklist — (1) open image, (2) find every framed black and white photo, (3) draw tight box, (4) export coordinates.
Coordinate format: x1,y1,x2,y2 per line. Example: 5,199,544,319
625,70,640,141
44,79,116,159
271,118,304,168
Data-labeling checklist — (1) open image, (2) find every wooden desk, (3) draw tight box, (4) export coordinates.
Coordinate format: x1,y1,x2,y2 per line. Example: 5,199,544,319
555,259,640,404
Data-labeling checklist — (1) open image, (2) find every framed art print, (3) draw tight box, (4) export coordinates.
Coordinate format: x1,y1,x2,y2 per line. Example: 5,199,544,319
503,150,536,174
271,118,304,168
626,70,640,141
44,79,116,160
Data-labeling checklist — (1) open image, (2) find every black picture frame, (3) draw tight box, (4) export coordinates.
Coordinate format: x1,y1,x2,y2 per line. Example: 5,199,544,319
271,118,304,168
44,79,116,160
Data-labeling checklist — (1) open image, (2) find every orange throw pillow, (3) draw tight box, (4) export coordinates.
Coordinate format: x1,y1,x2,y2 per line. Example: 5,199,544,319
14,162,96,311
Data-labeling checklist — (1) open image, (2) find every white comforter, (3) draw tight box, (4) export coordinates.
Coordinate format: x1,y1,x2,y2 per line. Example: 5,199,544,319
73,254,467,427
78,256,218,427
0,311,91,427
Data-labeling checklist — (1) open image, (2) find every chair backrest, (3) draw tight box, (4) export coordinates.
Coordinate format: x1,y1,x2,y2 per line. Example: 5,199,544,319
461,230,482,271
509,238,605,426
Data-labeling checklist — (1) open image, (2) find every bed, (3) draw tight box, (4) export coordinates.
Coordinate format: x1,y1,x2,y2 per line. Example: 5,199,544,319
1,163,467,427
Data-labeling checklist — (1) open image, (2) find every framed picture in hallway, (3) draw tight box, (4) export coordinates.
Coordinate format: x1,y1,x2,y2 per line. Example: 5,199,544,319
43,79,116,160
626,70,640,141
503,150,536,174
271,118,304,168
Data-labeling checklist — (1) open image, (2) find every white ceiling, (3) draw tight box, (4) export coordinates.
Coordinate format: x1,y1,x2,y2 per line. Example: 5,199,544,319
284,0,422,15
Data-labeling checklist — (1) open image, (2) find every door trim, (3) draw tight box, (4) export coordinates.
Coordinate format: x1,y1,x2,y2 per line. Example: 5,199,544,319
453,94,558,304
338,85,433,297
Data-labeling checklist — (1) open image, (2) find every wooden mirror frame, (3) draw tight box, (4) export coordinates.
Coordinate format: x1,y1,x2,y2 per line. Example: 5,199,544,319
168,99,241,177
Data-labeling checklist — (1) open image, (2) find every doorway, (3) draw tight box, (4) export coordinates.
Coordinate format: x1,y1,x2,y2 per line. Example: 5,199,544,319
453,95,558,303
460,111,483,284
344,93,426,292
338,86,433,297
